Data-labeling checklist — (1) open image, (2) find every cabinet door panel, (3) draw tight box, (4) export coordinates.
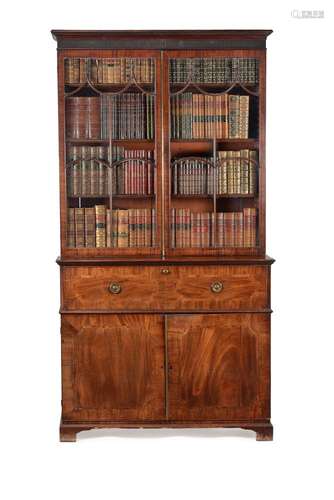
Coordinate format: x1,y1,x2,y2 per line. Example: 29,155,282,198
61,314,165,421
167,314,269,421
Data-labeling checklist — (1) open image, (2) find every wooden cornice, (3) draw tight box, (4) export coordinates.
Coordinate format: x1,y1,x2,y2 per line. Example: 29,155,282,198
51,30,273,50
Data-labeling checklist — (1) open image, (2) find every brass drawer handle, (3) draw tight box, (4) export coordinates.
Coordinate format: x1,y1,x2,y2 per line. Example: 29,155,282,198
211,281,223,293
160,269,170,275
108,283,121,294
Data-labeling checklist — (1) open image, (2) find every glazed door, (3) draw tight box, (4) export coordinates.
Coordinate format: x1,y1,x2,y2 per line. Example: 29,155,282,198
167,313,270,421
61,314,165,421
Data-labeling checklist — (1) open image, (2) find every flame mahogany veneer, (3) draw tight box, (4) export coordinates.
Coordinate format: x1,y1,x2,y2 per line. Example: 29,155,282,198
53,30,274,442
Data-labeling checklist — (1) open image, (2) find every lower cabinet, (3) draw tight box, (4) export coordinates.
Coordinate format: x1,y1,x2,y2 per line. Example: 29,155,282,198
61,313,269,423
167,314,270,421
61,314,165,421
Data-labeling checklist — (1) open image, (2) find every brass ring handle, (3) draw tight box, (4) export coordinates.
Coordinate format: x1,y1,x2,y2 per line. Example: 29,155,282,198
211,281,223,293
160,269,170,275
108,283,122,294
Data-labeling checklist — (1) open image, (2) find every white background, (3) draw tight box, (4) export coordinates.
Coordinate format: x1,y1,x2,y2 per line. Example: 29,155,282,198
1,1,333,498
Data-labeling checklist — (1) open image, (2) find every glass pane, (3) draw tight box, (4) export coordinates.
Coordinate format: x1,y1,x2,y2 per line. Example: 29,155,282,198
169,56,259,250
64,57,157,250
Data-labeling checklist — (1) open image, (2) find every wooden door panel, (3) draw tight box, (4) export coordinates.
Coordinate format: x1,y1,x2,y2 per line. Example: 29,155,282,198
167,314,269,421
61,314,165,421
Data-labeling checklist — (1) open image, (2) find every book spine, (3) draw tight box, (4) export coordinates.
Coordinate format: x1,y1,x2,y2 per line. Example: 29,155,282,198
239,96,249,139
106,209,111,247
67,208,76,247
95,205,106,247
117,209,129,247
84,207,96,247
74,208,85,248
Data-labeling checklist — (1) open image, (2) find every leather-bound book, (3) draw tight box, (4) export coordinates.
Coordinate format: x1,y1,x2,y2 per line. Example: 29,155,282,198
74,208,85,247
224,212,235,247
86,97,101,139
95,205,106,247
228,95,240,138
106,209,111,247
117,210,129,248
84,207,96,247
67,208,75,247
234,212,244,247
239,95,249,139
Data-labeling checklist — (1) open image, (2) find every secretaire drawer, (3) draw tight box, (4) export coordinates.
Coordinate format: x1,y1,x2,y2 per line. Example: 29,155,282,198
159,265,269,311
62,266,161,311
62,265,269,311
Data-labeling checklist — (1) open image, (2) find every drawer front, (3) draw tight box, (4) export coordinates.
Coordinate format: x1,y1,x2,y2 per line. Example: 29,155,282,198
62,265,269,311
62,266,161,311
159,265,269,310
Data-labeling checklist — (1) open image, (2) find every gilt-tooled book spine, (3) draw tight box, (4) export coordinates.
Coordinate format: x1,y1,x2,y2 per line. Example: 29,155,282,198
239,95,249,139
240,149,249,194
249,150,257,194
74,208,85,248
128,209,136,248
217,212,224,247
228,95,239,138
106,209,111,247
234,150,241,194
227,151,234,194
95,205,106,248
117,209,129,247
84,207,96,248
234,212,244,247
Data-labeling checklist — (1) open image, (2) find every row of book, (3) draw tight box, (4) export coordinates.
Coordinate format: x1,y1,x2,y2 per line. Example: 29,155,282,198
216,150,257,194
67,146,155,196
170,208,257,248
172,150,257,195
65,96,155,140
171,93,250,139
65,58,155,84
169,58,259,84
66,97,101,140
68,207,156,248
101,94,155,140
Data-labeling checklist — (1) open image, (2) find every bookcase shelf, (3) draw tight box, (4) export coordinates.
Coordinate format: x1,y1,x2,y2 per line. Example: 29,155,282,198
172,194,255,199
68,194,155,199
67,139,155,147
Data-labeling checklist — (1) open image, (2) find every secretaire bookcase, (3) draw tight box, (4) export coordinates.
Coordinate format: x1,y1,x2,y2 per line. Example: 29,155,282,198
52,30,274,441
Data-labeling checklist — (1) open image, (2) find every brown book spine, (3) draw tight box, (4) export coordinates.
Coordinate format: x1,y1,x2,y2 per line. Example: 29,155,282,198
234,212,244,247
84,207,96,247
117,209,129,247
74,208,85,248
128,209,136,247
249,150,257,195
67,208,75,247
224,212,235,247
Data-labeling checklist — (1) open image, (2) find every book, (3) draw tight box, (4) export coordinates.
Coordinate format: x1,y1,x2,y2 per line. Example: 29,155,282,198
74,208,85,248
170,208,257,248
67,208,75,247
84,207,96,247
169,57,259,84
171,92,249,139
66,97,101,140
66,147,155,197
95,205,106,247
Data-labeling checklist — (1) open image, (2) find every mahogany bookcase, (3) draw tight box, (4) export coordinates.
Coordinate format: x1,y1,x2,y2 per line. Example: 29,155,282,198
52,30,274,441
